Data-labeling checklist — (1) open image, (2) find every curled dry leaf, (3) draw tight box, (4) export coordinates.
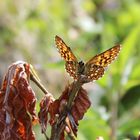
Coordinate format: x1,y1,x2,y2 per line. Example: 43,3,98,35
54,84,91,138
63,84,91,136
71,87,91,122
38,93,55,133
38,83,91,139
0,61,37,140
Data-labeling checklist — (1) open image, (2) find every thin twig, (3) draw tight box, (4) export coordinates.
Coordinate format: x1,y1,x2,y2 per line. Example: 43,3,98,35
29,67,52,139
67,79,83,109
30,72,49,95
68,133,75,140
43,132,50,140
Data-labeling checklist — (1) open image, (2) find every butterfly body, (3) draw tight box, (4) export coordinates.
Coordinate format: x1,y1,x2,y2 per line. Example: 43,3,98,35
77,61,85,74
65,61,85,80
55,35,121,83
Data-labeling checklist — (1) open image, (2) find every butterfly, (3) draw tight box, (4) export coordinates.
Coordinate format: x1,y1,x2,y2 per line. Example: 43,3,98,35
55,35,121,83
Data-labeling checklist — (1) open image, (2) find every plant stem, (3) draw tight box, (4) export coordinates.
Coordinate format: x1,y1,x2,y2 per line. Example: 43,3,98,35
43,132,49,140
50,77,84,140
110,92,119,140
67,79,83,109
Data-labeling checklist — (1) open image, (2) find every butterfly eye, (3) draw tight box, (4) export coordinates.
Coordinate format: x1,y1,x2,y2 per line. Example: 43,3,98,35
79,61,84,66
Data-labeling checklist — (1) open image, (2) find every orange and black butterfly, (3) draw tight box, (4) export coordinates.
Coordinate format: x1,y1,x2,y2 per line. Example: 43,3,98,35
55,35,121,82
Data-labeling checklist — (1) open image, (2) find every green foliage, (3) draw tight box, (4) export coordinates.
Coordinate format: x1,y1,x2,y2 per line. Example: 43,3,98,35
78,109,110,140
120,85,140,113
0,0,140,139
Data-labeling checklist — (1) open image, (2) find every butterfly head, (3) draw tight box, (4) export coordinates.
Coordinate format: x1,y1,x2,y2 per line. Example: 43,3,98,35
78,60,84,66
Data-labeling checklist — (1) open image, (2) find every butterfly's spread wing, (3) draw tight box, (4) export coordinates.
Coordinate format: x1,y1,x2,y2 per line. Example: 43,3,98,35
85,45,121,81
84,65,105,81
55,35,78,79
65,61,78,79
55,35,77,61
86,45,121,67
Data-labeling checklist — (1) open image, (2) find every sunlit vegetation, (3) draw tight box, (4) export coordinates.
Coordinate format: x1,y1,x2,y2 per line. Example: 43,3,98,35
0,0,140,140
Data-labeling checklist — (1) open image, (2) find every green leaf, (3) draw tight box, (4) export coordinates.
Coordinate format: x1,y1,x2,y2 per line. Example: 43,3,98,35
119,85,140,114
119,24,140,71
118,119,140,139
130,62,140,80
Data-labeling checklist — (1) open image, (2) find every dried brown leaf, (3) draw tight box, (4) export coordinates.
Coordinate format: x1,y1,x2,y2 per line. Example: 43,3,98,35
38,94,54,133
0,61,37,140
54,84,91,137
39,82,91,139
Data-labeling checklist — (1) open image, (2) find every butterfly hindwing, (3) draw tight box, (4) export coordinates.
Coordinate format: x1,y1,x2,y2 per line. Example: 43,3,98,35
65,61,78,79
84,64,105,81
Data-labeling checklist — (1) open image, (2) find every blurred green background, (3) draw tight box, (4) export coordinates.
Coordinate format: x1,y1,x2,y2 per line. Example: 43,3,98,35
0,0,140,140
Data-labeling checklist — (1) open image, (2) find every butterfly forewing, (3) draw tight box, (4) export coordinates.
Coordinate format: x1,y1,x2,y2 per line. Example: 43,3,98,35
86,45,121,67
55,35,78,62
